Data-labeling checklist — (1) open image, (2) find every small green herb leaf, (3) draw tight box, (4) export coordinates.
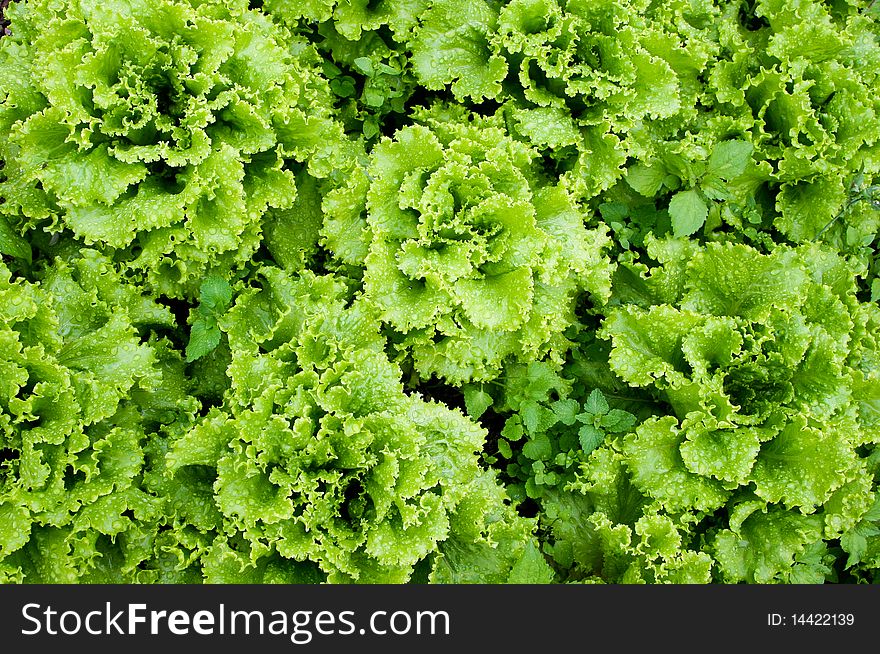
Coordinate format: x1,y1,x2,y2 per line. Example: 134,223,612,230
578,424,604,453
626,163,667,197
707,140,753,180
186,318,221,363
668,189,709,237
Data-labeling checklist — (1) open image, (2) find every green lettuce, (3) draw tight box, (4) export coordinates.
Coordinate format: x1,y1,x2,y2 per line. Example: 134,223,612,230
1,0,878,586
405,0,880,253
0,251,199,583
0,0,347,298
164,266,549,582
325,104,613,384
593,240,878,583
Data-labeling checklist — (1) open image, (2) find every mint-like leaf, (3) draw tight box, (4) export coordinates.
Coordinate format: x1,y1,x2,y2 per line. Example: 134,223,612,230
582,389,610,416
668,189,708,237
578,424,604,453
707,140,753,180
186,318,221,363
199,276,233,313
522,433,553,461
551,398,580,425
626,163,668,197
602,409,637,433
463,386,494,419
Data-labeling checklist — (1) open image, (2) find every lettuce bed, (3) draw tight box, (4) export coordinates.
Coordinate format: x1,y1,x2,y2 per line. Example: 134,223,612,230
1,0,879,584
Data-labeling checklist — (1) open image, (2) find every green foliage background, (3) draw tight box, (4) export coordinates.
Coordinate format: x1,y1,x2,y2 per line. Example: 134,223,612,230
1,0,879,583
